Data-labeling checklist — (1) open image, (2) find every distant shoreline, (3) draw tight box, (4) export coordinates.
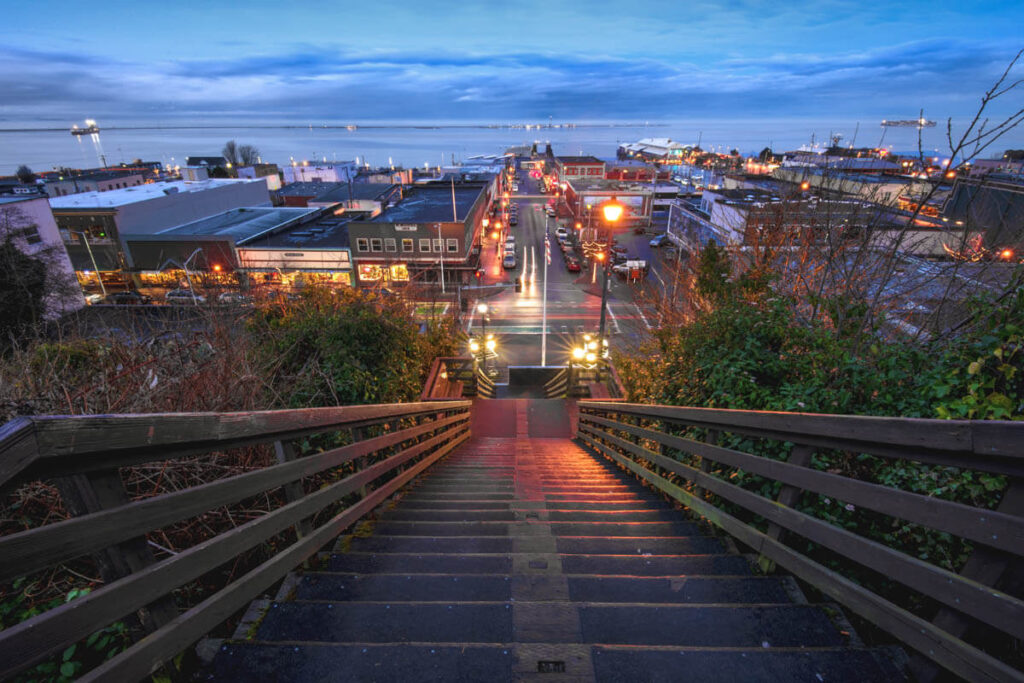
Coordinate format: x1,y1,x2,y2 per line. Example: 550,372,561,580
0,123,671,134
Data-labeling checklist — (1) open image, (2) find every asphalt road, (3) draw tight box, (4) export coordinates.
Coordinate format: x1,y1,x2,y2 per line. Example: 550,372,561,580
467,179,674,367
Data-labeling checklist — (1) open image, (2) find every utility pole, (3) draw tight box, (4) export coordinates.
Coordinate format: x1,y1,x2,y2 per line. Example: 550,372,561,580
542,215,549,366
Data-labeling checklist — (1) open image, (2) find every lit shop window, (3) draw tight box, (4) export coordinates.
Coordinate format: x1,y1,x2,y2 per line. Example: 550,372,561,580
389,264,409,282
358,264,383,282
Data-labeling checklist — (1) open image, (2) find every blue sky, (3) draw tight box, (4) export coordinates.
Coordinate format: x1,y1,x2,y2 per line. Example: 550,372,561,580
1,0,1020,126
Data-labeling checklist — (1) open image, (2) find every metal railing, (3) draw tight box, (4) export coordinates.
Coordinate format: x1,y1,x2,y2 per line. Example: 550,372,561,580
576,401,1024,682
0,401,471,682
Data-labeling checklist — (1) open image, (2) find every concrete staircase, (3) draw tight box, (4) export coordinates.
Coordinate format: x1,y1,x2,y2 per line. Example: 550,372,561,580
205,400,903,682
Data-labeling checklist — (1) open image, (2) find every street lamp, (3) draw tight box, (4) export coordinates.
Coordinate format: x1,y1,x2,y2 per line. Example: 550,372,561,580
597,197,624,346
71,231,107,298
477,302,488,347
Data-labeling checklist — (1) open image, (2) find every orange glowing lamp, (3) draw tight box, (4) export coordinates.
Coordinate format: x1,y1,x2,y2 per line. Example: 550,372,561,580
601,197,624,223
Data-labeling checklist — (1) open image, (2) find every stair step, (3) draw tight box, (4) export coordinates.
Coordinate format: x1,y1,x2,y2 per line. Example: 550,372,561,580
400,493,516,501
562,554,752,576
208,644,514,683
329,553,512,574
295,573,512,602
567,577,792,603
383,509,517,522
591,646,904,683
348,536,513,555
255,602,513,643
548,510,681,522
372,522,511,536
392,501,513,510
556,536,725,555
549,522,700,536
578,605,845,647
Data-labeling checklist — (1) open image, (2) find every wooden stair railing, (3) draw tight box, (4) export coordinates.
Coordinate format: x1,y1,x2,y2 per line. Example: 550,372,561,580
576,401,1024,683
0,401,471,682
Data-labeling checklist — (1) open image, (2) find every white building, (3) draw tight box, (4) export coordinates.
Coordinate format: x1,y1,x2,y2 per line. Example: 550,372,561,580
48,178,272,281
0,195,83,314
283,162,358,184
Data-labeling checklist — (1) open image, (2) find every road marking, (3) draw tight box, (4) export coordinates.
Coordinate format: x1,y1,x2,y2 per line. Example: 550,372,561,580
650,267,666,288
607,302,620,334
633,304,653,330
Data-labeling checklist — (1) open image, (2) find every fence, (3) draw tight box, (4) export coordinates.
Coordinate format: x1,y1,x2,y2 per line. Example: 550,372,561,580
576,401,1024,682
0,401,471,682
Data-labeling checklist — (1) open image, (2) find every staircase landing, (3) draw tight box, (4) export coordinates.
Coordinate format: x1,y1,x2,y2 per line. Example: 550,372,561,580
206,400,902,681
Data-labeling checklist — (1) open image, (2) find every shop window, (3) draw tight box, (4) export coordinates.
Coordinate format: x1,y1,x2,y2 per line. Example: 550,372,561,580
401,238,414,252
384,238,397,252
419,238,432,252
370,238,383,251
356,237,369,252
446,239,458,253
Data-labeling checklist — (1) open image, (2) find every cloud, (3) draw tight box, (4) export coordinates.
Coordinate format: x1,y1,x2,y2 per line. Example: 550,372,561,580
0,39,1020,124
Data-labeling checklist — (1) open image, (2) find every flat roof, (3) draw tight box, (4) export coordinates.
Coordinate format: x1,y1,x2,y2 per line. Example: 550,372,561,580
371,185,483,223
0,195,41,206
150,207,318,242
242,212,358,249
277,181,338,197
315,182,398,203
556,156,603,164
567,178,653,193
48,179,265,209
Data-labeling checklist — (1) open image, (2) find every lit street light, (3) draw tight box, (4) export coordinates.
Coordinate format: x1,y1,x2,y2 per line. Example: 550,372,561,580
596,196,624,349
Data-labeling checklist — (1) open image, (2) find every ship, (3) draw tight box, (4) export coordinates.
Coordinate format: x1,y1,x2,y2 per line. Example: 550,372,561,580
881,118,936,128
71,119,100,135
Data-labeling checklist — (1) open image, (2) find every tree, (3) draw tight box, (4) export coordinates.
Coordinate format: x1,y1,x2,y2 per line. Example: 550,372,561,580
238,144,260,166
15,165,35,184
758,147,774,163
222,140,239,166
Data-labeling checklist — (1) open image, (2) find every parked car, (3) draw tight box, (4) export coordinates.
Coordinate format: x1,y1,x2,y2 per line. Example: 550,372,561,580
103,291,152,305
84,293,103,305
545,206,556,217
165,288,206,305
612,260,649,277
649,233,672,247
502,253,517,269
218,291,252,305
610,244,629,256
565,255,581,272
612,251,630,264
509,214,518,226
554,226,569,239
505,235,515,248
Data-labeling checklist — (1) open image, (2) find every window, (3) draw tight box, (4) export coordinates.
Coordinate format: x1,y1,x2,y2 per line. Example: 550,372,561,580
419,238,432,252
370,238,383,251
446,238,458,253
384,238,397,252
356,237,369,252
401,238,414,252
432,239,443,253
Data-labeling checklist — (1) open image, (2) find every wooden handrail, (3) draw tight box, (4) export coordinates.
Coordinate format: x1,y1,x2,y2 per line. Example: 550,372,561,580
576,402,1024,682
0,401,471,681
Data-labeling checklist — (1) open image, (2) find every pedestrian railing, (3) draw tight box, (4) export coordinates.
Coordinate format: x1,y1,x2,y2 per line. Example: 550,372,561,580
0,401,471,682
576,401,1024,682
420,356,475,400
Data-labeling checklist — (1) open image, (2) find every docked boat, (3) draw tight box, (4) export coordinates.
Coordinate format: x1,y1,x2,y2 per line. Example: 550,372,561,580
71,119,100,135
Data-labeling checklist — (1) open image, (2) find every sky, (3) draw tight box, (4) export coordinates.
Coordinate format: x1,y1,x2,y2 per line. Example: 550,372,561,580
1,0,1021,127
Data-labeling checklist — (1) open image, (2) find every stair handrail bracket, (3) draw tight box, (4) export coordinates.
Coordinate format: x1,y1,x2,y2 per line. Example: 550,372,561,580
576,401,1024,683
0,401,471,682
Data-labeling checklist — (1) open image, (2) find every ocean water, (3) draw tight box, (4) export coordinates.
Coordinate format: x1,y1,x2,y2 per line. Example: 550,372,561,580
0,119,1002,175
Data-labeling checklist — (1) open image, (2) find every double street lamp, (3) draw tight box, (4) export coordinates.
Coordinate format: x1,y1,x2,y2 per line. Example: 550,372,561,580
596,197,625,347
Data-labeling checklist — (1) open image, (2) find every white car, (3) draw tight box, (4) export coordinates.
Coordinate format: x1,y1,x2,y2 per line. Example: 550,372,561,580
554,227,569,239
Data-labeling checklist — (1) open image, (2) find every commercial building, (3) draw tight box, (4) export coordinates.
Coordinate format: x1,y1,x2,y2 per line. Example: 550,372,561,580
0,195,83,314
553,156,606,185
44,170,147,197
563,178,653,231
346,181,491,288
236,164,282,191
122,206,356,289
283,162,358,184
616,138,693,162
49,178,271,286
276,181,400,211
773,166,931,206
941,173,1024,252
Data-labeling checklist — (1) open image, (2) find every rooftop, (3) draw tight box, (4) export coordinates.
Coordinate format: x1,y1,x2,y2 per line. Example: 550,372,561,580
277,181,339,197
48,179,266,209
371,185,484,223
242,211,359,249
567,178,654,193
556,156,604,165
314,183,399,204
151,207,318,243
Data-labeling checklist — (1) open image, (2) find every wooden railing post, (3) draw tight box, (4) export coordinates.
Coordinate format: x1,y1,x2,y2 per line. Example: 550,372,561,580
273,440,314,539
54,471,179,635
908,478,1024,683
694,429,719,499
758,443,814,573
350,426,369,499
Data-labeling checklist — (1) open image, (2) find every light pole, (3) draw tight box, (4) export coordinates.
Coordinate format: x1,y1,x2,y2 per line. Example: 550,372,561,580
71,231,106,298
477,302,488,346
597,197,624,345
